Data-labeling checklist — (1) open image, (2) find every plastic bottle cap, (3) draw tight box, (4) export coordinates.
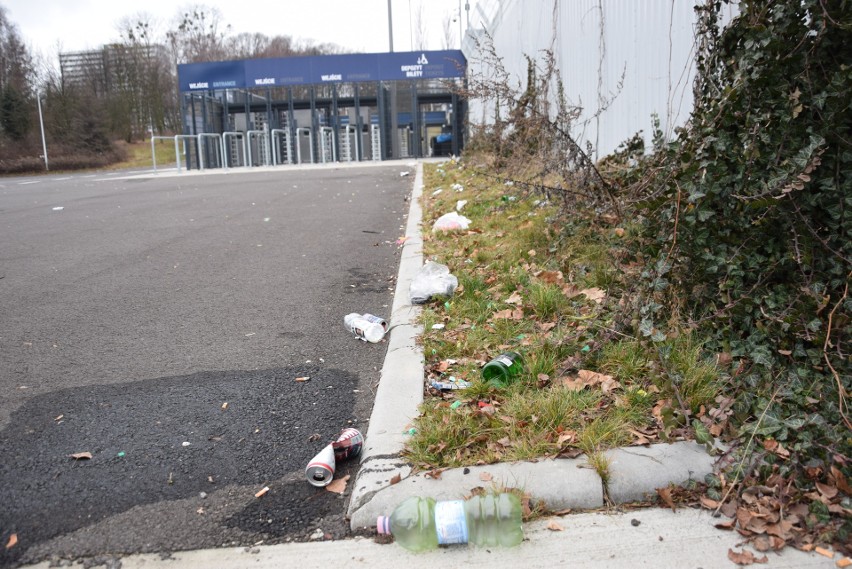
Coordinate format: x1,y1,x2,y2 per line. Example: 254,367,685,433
377,516,391,535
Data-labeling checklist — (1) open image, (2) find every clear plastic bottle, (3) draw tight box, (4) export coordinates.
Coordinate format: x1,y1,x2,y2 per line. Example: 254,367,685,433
377,493,523,551
343,313,385,343
481,352,524,387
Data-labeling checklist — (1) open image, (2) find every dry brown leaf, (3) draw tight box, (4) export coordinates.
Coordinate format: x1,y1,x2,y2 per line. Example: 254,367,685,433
765,519,794,539
727,548,768,565
577,369,613,385
546,520,564,531
425,468,446,479
505,291,523,305
325,475,350,495
389,473,402,485
657,487,676,512
560,377,588,391
436,360,450,372
561,284,580,298
6,533,17,550
752,536,785,552
254,486,269,498
538,270,564,284
557,430,576,445
537,322,557,332
69,452,92,460
714,519,737,530
492,309,514,320
579,287,606,303
831,466,852,496
600,377,621,394
479,471,493,482
700,496,720,510
816,481,839,500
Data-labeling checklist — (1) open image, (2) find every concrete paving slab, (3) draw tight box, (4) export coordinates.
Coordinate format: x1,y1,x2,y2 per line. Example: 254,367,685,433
605,442,717,503
24,509,839,569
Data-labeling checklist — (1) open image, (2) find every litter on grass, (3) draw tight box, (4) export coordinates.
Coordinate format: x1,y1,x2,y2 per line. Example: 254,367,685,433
410,262,458,304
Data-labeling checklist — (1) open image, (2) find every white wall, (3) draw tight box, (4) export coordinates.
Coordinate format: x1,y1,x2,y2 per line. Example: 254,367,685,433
463,0,737,157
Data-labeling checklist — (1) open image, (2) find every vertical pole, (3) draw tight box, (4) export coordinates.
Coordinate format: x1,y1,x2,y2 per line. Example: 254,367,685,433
37,92,49,171
310,86,317,164
287,87,296,163
151,135,156,172
387,0,394,52
354,83,363,161
332,84,340,162
458,0,462,49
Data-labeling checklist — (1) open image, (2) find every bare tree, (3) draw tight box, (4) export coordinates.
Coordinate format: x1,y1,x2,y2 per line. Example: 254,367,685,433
414,1,428,50
116,12,175,138
166,4,230,64
0,6,34,143
441,13,456,50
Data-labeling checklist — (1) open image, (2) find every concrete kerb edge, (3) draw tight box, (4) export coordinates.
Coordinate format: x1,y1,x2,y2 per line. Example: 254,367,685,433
346,162,426,523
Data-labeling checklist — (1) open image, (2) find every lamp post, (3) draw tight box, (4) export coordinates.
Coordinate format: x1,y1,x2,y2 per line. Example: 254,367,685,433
36,91,49,171
387,0,394,52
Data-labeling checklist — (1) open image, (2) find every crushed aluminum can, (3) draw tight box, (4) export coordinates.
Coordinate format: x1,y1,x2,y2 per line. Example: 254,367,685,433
332,427,364,461
305,444,335,487
431,380,471,391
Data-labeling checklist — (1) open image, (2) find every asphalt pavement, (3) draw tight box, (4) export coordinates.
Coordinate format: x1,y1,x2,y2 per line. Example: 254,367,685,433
0,163,415,566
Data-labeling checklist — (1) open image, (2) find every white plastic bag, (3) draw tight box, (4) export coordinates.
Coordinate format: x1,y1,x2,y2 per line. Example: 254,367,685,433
432,212,471,232
409,262,458,304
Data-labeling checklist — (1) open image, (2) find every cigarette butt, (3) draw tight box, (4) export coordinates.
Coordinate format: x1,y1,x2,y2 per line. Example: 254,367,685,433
255,486,269,498
836,557,852,568
815,546,833,558
221,402,228,410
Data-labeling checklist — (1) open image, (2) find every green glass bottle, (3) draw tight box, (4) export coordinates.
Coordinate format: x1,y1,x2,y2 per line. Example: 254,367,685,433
481,351,524,387
376,493,524,551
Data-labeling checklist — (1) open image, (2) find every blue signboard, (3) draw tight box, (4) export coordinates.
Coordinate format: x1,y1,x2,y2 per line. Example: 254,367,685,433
178,50,465,92
178,60,246,90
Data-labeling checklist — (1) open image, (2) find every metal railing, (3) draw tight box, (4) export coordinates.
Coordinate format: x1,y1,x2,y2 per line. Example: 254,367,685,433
197,133,225,170
247,129,270,167
271,128,293,165
319,126,335,163
222,132,247,168
339,125,360,162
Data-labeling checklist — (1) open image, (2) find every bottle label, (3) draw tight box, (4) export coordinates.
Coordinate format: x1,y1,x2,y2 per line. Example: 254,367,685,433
495,355,514,367
434,500,468,545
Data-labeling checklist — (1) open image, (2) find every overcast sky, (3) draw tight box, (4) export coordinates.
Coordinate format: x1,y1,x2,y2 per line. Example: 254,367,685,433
4,0,475,61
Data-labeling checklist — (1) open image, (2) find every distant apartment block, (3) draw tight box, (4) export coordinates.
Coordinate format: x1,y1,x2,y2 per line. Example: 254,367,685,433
59,44,168,94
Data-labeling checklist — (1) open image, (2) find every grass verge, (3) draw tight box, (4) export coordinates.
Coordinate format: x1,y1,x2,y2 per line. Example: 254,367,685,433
402,158,726,471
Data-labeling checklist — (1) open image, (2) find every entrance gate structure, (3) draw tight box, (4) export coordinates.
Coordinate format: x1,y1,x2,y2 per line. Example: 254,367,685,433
176,50,467,170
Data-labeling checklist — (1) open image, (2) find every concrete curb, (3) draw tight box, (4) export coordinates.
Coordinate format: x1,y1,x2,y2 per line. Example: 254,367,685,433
348,159,721,530
346,162,426,520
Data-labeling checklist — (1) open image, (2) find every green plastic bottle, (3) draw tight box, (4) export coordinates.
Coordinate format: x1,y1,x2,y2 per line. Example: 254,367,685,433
481,352,524,387
376,493,524,551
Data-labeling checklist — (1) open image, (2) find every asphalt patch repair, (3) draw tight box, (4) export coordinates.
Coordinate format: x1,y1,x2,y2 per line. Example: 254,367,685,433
0,366,365,566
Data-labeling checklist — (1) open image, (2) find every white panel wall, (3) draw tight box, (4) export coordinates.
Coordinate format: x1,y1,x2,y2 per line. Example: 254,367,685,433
464,0,737,157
